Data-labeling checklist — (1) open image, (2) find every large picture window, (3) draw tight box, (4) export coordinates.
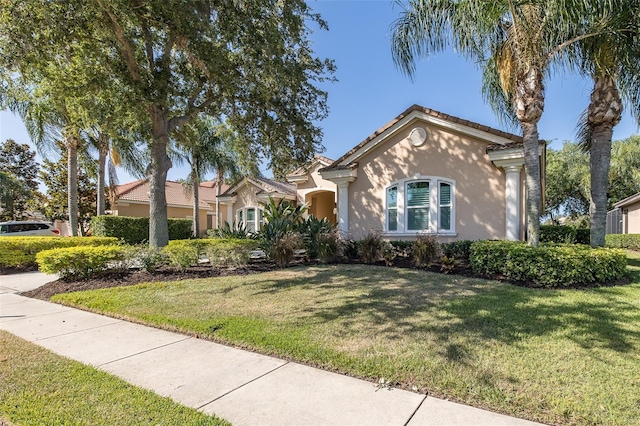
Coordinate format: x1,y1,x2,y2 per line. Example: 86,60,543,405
385,177,455,234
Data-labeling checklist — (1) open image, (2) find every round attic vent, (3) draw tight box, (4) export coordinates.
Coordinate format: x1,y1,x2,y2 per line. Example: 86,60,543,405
408,127,427,147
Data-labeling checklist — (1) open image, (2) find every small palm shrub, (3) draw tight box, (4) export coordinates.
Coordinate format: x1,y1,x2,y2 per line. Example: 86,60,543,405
258,198,307,265
207,221,256,239
440,255,459,274
358,231,384,264
412,235,440,267
299,216,337,260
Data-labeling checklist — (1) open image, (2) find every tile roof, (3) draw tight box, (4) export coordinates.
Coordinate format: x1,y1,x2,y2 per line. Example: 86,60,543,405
321,104,523,171
287,155,335,177
115,179,228,209
219,176,296,197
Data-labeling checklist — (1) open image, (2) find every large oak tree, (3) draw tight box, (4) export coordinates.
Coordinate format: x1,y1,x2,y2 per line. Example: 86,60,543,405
1,0,334,247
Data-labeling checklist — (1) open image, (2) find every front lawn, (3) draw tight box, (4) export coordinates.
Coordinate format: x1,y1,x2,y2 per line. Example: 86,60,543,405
0,331,229,426
52,252,640,425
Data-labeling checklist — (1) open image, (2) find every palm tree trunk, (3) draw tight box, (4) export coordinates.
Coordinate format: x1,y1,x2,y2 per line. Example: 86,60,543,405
192,173,200,238
216,170,223,228
588,75,622,247
589,126,613,247
149,107,172,248
67,135,79,237
97,134,108,216
522,122,542,247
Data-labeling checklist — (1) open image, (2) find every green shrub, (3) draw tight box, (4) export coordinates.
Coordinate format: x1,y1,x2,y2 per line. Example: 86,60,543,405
168,218,194,240
469,240,627,287
162,240,204,271
90,216,193,244
575,228,591,245
440,240,474,260
204,239,260,267
540,225,590,245
606,234,640,250
382,242,397,266
36,245,128,279
132,245,167,272
412,235,440,267
0,236,119,271
358,231,384,264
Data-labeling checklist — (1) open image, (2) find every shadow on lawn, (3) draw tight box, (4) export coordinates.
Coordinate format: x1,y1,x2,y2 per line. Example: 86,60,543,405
265,265,640,359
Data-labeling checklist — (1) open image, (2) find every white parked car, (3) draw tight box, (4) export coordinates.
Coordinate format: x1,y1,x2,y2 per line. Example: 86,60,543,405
0,220,61,236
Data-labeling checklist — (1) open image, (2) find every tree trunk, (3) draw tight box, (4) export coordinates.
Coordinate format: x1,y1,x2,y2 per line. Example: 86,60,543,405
97,135,107,216
67,135,79,237
514,66,545,247
192,172,200,238
522,122,541,247
149,107,172,248
216,171,222,228
588,74,622,247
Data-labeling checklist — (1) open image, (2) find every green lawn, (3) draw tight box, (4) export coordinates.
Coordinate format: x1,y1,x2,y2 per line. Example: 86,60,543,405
52,252,640,425
0,331,229,426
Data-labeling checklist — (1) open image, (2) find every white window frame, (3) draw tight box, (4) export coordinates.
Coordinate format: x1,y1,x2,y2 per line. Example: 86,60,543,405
384,176,456,236
237,207,264,232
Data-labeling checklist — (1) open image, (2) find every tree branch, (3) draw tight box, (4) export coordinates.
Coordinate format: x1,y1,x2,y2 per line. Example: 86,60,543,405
168,95,218,131
95,0,141,82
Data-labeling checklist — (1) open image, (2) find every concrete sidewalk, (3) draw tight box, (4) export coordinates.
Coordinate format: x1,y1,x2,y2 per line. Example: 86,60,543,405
0,273,544,426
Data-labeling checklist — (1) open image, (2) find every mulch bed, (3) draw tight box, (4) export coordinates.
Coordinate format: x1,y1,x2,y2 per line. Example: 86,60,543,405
16,256,629,301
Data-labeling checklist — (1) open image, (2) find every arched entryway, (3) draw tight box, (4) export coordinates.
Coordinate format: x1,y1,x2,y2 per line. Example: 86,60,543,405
305,190,337,225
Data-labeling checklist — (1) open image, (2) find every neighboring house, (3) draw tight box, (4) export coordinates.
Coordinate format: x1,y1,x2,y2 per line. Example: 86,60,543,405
217,159,338,232
609,192,640,234
112,179,229,234
318,104,545,241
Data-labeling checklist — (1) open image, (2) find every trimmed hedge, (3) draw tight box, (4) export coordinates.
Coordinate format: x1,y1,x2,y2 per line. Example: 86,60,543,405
540,225,590,245
606,234,640,250
162,239,261,271
91,216,193,244
0,236,119,271
469,240,627,288
36,245,129,279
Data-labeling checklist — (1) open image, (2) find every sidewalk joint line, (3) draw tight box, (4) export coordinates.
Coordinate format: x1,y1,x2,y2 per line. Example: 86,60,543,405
97,336,191,367
196,361,290,410
403,394,428,426
35,319,122,341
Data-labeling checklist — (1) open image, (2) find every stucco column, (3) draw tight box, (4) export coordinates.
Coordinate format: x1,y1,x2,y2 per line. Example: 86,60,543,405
504,164,522,240
226,199,235,224
336,181,350,234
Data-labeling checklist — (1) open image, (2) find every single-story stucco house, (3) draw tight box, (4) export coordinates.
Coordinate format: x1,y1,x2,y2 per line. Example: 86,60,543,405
317,104,545,241
217,156,338,230
610,192,640,234
112,179,229,234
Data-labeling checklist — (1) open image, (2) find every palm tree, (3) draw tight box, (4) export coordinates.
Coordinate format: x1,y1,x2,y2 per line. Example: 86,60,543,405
573,2,640,247
174,118,243,237
391,0,605,246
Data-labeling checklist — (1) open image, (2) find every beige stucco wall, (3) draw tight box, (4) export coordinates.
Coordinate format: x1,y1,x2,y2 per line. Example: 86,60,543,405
346,118,508,241
624,200,640,234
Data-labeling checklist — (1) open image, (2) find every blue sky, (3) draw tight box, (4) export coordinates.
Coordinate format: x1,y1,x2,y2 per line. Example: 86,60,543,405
1,0,638,182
